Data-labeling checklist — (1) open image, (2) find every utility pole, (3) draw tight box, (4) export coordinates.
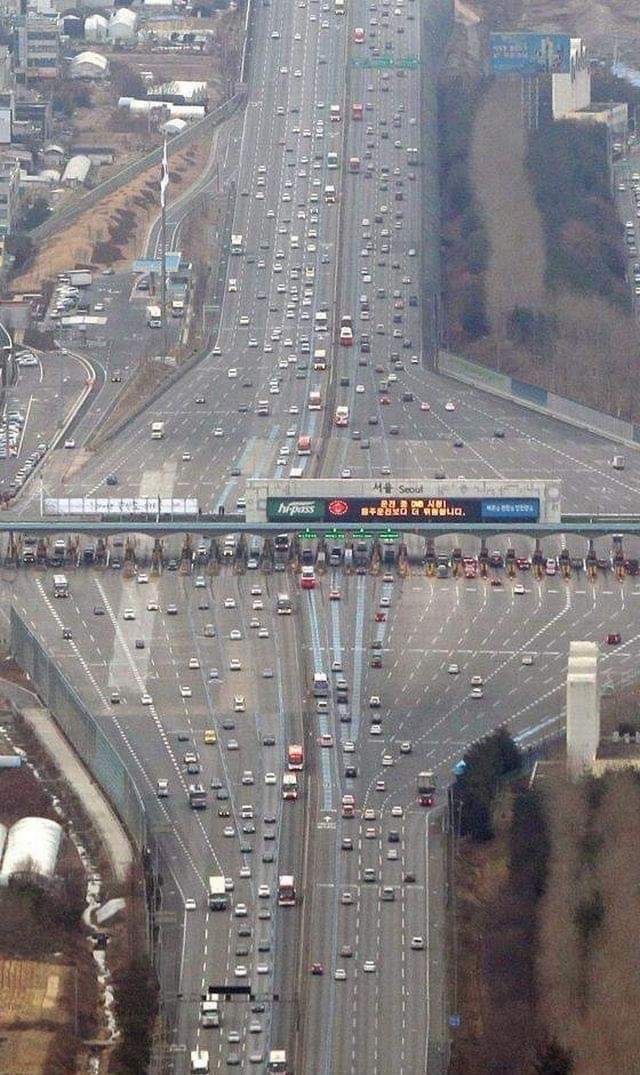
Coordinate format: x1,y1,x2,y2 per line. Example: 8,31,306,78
160,138,169,361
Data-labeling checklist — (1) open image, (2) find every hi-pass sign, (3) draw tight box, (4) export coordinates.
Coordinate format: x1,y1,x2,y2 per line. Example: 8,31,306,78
266,496,540,524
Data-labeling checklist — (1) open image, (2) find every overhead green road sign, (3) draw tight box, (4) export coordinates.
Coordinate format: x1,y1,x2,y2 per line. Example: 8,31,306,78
351,55,419,69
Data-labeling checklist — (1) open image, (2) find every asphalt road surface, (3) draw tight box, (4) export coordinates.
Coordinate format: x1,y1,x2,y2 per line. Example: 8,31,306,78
6,0,640,1070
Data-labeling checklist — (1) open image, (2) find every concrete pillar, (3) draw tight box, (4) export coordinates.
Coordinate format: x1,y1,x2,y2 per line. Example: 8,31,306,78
566,641,599,775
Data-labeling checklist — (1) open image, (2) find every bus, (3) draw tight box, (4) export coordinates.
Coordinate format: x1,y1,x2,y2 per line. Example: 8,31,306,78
417,771,436,807
334,405,349,426
297,435,312,456
288,744,304,770
308,389,322,410
277,593,292,614
277,875,296,906
53,574,69,598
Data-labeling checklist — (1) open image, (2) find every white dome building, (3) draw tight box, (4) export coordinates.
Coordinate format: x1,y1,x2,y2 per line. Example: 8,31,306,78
0,817,63,887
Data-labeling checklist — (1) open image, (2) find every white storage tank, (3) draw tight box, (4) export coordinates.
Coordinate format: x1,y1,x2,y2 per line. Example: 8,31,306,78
0,817,63,887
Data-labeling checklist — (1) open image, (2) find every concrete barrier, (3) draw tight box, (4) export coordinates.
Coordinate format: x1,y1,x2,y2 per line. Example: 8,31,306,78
438,350,640,449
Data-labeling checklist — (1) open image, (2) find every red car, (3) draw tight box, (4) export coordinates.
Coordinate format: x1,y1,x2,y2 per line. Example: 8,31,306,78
311,962,324,975
606,632,622,645
375,611,386,623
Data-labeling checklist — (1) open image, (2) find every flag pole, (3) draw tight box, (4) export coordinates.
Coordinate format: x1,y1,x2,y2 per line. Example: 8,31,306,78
160,138,169,360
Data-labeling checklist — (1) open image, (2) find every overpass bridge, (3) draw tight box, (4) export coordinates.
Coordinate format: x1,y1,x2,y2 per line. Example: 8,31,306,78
0,513,639,539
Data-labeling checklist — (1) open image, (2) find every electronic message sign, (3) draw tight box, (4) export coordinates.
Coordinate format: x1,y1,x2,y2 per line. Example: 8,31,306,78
266,496,540,524
490,32,571,75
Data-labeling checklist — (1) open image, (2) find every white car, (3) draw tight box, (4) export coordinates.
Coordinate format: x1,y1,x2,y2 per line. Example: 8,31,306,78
137,573,149,584
234,696,246,712
382,755,393,766
253,599,264,610
258,628,269,639
235,965,248,978
224,597,236,609
445,400,455,411
188,657,200,669
411,936,425,950
334,968,347,980
447,663,460,675
230,629,242,641
471,686,483,699
258,884,270,898
185,898,197,910
343,741,355,753
234,902,248,916
123,609,135,621
141,693,153,706
179,686,192,698
391,805,403,817
229,658,242,671
224,825,236,837
355,384,365,394
265,772,276,785
369,695,381,708
228,368,238,378
363,960,376,973
514,583,525,595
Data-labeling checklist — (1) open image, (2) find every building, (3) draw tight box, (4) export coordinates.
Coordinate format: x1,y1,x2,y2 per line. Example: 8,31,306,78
148,79,208,104
69,50,109,78
16,16,60,80
552,38,590,119
61,153,91,186
0,47,12,92
109,7,137,41
0,158,20,236
84,13,109,41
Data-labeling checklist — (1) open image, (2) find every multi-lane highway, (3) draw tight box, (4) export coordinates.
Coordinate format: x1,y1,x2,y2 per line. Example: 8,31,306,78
6,0,640,1071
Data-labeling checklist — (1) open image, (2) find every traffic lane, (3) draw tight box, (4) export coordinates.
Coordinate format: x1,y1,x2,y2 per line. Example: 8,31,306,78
0,349,87,495
375,576,640,770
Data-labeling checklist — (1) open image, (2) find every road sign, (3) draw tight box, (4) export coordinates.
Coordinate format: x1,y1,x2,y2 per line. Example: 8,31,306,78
449,1013,461,1029
351,55,419,69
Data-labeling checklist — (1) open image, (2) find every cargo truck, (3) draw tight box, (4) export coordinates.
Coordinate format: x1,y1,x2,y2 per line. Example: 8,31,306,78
230,234,244,255
287,744,304,770
146,304,162,327
417,771,436,807
208,875,228,910
282,773,298,800
190,1051,209,1074
171,299,185,318
200,991,221,1028
188,784,207,810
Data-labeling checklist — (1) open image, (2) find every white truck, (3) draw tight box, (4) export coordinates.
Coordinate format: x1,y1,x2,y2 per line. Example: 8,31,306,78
151,421,165,439
190,1051,209,1074
208,875,228,910
230,234,244,255
146,304,162,327
200,991,221,1028
171,298,185,318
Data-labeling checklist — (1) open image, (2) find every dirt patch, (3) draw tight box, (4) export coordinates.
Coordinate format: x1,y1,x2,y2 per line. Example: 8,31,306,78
470,79,546,328
89,359,175,450
12,137,210,291
0,958,74,1075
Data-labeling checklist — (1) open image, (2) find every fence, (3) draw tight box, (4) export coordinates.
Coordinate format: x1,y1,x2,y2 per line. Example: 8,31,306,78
438,350,640,446
10,607,148,850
